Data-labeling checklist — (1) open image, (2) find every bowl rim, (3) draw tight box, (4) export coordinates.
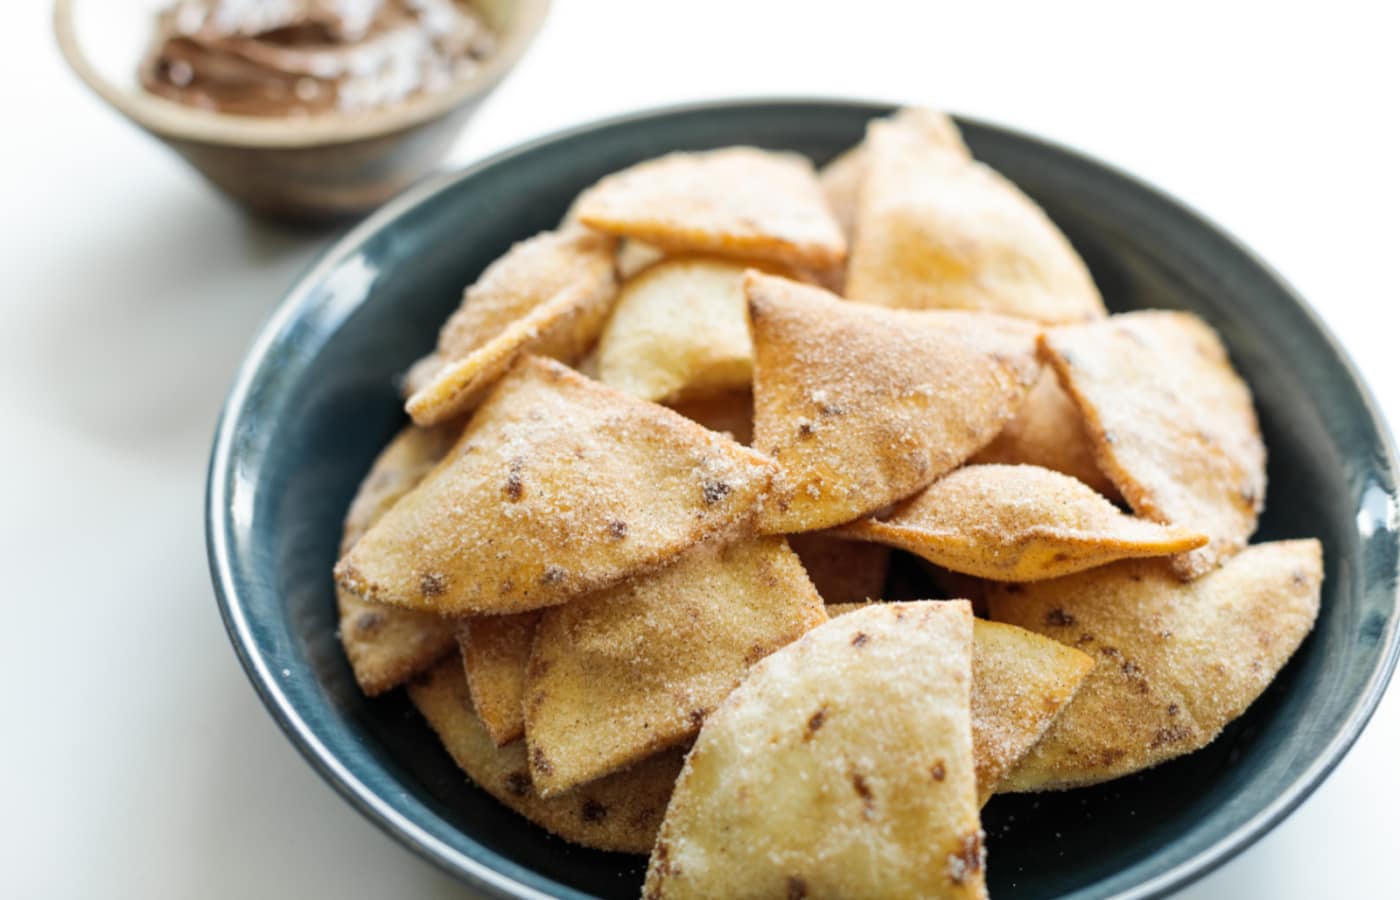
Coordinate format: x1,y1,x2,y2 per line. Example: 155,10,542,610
206,96,1400,900
52,0,552,149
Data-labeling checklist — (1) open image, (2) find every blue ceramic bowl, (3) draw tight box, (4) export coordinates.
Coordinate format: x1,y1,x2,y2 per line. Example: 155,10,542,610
206,100,1400,899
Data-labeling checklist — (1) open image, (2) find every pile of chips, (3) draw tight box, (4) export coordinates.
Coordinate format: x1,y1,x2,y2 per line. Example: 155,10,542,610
331,108,1322,899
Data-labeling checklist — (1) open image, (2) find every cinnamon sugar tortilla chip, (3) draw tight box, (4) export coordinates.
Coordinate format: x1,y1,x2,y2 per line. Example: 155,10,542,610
644,602,984,900
405,228,619,426
525,537,827,796
458,611,539,746
747,272,1041,533
988,540,1322,791
595,258,755,403
845,116,1104,323
788,532,891,604
839,465,1207,581
971,372,1118,499
337,424,458,696
408,656,684,854
575,147,846,271
338,356,779,616
667,391,754,446
1041,311,1266,579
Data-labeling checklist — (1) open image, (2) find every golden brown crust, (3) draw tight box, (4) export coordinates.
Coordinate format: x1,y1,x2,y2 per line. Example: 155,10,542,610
524,537,828,796
336,424,460,696
645,602,984,900
338,356,779,615
405,228,619,426
845,115,1104,323
838,464,1207,581
576,147,847,271
458,611,539,746
746,272,1041,533
788,531,891,605
407,657,684,854
1041,311,1266,579
987,540,1322,791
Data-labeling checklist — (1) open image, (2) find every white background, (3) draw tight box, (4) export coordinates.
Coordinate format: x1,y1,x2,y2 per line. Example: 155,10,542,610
4,1,1397,897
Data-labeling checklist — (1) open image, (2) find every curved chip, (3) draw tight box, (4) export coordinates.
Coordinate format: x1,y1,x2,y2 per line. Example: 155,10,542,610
458,611,539,746
987,539,1322,791
667,390,754,446
338,356,779,616
575,147,846,271
845,114,1104,323
1041,310,1267,579
595,258,755,403
747,272,1041,533
406,227,619,426
337,424,459,696
788,532,891,604
525,537,827,796
407,656,684,854
839,464,1208,581
970,371,1118,499
644,602,984,900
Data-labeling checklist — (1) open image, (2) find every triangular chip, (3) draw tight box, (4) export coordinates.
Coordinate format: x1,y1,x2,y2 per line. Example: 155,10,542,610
408,656,684,854
1041,311,1266,579
595,257,755,403
458,611,539,746
788,531,891,604
337,355,779,615
525,537,827,796
644,601,984,900
845,114,1104,323
826,605,1094,803
337,424,459,696
575,147,846,270
405,228,619,426
987,539,1322,791
747,272,1041,533
971,371,1118,499
839,464,1208,581
667,390,754,446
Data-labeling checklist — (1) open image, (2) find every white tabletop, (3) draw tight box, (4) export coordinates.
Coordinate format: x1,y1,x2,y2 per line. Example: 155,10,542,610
5,1,1397,897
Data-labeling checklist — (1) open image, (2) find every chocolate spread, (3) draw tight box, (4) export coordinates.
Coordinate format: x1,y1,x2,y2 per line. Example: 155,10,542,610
141,0,496,117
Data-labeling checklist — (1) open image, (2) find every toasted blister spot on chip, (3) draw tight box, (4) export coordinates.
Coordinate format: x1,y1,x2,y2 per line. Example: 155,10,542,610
746,271,1041,533
1041,310,1267,579
407,655,684,853
575,147,846,270
987,540,1322,791
838,464,1208,581
459,611,540,747
644,602,984,899
338,356,778,616
405,227,620,426
845,113,1104,324
524,536,827,796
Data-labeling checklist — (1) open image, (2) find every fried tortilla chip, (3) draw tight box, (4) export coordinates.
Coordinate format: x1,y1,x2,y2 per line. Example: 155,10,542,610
525,537,826,796
338,356,779,615
405,228,619,426
337,424,458,696
1041,311,1266,579
845,115,1104,323
747,272,1041,533
839,465,1208,581
575,147,846,271
458,611,539,746
788,532,891,604
408,657,684,854
595,258,755,403
970,371,1118,499
667,391,754,445
826,605,1093,803
987,539,1322,791
644,601,983,900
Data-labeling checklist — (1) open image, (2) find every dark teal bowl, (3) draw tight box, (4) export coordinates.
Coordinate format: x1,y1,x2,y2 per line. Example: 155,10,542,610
206,100,1400,899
